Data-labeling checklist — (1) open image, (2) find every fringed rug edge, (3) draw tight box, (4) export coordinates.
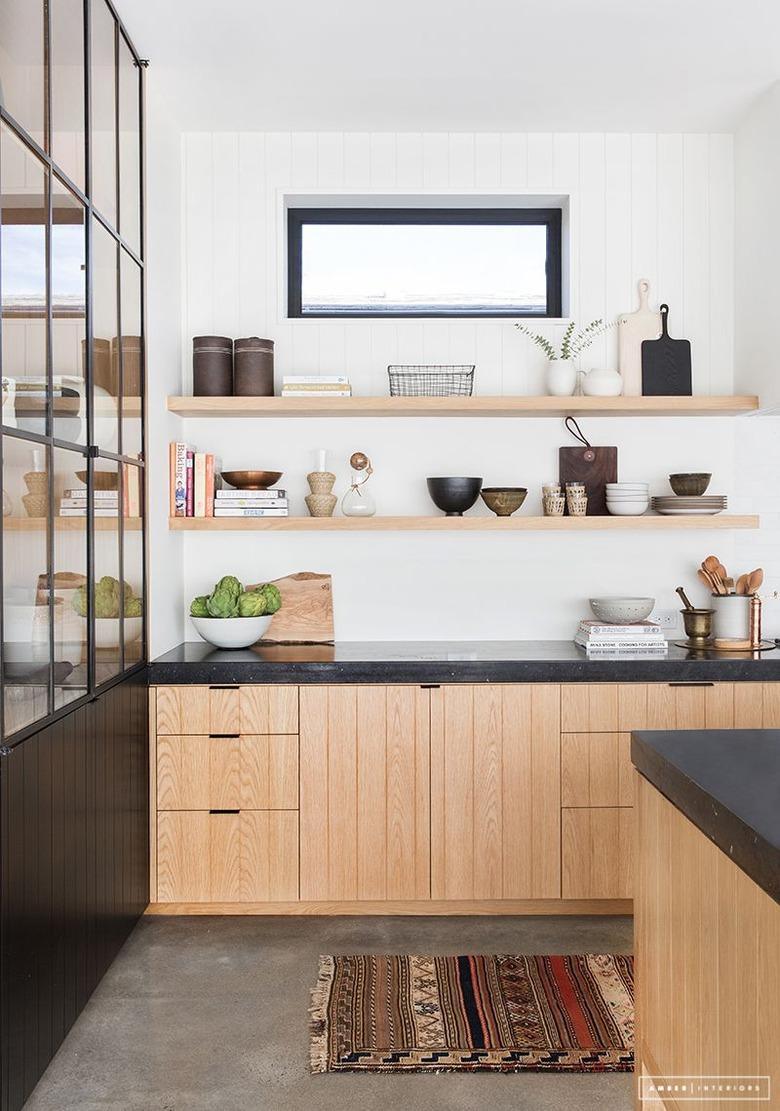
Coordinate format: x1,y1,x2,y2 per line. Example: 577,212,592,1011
309,954,335,1074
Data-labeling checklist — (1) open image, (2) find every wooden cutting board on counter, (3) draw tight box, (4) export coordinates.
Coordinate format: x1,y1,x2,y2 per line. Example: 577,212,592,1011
618,279,661,395
249,571,334,644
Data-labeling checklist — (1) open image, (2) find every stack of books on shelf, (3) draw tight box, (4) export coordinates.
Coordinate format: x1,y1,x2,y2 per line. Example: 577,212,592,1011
213,489,288,518
59,464,141,518
281,375,351,397
169,442,217,518
574,619,668,658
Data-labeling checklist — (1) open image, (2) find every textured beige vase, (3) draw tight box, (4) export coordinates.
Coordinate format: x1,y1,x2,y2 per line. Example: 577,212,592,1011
306,471,337,517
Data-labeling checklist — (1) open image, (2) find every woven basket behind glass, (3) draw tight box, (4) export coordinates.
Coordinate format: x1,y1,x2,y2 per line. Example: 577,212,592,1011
387,365,475,397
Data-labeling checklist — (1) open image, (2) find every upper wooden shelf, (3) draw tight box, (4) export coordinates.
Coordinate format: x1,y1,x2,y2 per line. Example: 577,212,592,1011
166,395,759,419
4,517,142,531
169,514,758,532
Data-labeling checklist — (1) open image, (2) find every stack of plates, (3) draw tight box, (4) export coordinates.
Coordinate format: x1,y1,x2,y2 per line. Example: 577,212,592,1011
651,495,727,516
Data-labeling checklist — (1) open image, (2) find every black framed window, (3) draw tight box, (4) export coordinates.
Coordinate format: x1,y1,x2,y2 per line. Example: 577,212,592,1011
0,0,146,744
287,207,562,319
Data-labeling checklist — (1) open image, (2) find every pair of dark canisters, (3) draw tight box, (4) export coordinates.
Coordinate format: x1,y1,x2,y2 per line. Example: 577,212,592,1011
192,336,274,396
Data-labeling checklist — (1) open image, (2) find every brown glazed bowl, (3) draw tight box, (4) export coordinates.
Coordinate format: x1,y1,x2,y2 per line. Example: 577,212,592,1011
220,470,283,490
76,470,119,491
480,487,528,517
669,472,711,496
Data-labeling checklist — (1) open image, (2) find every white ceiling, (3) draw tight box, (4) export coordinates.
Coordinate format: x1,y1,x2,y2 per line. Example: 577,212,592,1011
120,0,780,132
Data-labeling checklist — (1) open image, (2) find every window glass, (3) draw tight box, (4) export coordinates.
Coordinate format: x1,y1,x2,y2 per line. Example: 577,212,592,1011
1,125,48,435
52,445,89,708
90,0,117,227
2,435,51,736
52,177,87,444
119,248,142,459
118,34,141,256
92,458,122,684
0,1,45,147
122,462,144,664
50,0,86,191
92,218,119,452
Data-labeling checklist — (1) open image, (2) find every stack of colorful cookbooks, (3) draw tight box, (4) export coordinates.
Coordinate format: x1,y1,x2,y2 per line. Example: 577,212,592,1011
574,619,667,658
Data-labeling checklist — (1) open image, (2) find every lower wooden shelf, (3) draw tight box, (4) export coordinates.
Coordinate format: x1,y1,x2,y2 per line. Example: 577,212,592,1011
169,514,758,532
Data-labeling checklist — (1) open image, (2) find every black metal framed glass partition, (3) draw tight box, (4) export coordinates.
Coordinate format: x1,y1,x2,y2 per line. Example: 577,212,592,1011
0,0,146,743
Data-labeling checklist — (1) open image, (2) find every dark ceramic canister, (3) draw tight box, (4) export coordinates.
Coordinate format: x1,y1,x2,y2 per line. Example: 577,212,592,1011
193,336,233,396
234,337,274,396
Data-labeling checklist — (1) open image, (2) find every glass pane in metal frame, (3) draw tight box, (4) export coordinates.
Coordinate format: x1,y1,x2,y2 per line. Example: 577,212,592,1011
122,461,143,664
50,0,86,192
120,248,142,459
92,457,122,684
2,434,51,736
118,34,141,257
1,124,49,436
90,0,117,228
0,1,46,148
92,217,120,453
52,176,87,444
52,444,88,709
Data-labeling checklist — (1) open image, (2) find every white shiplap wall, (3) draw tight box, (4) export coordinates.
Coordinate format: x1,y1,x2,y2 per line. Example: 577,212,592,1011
180,131,734,396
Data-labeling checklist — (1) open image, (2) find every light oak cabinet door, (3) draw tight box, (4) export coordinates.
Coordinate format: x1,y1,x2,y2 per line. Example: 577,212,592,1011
157,734,298,810
430,684,560,900
299,686,430,901
156,685,298,735
562,807,633,899
561,732,633,808
157,810,298,902
562,681,738,734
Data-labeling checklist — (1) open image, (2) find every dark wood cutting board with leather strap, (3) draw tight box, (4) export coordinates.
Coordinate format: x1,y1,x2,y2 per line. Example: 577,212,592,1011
558,417,617,516
641,303,692,396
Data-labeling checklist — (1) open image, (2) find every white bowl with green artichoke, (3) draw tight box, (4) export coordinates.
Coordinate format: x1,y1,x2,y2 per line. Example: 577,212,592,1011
190,576,282,649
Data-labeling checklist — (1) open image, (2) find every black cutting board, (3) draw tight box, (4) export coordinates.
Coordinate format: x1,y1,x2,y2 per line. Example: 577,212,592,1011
641,303,691,395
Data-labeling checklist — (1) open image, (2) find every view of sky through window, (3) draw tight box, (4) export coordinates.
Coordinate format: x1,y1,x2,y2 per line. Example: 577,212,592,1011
1,224,85,314
300,223,548,315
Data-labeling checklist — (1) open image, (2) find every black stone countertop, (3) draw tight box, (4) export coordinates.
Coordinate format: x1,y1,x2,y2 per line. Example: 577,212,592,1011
632,729,780,903
148,639,780,686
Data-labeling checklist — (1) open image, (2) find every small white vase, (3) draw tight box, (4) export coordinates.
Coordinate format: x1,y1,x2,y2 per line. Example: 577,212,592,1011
546,358,577,397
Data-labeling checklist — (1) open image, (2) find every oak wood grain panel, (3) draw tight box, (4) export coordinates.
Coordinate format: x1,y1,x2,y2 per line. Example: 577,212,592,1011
170,514,759,533
299,686,430,902
561,684,618,732
240,735,299,810
561,807,633,899
431,684,560,901
240,811,299,901
635,773,780,1110
157,735,213,809
157,734,297,811
157,811,210,902
147,897,633,916
561,732,634,808
209,811,241,901
156,686,210,735
149,688,157,900
209,687,240,734
239,685,298,734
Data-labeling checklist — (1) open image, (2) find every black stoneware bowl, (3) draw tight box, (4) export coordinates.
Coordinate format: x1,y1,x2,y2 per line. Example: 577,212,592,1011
426,476,483,516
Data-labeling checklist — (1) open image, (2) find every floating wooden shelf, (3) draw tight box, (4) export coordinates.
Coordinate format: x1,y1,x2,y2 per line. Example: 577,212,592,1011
169,514,758,533
5,516,142,531
166,395,759,419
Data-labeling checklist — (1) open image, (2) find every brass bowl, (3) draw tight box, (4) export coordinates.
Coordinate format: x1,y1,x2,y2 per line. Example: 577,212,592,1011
669,472,711,496
220,469,283,490
76,469,118,491
680,607,714,641
480,487,528,517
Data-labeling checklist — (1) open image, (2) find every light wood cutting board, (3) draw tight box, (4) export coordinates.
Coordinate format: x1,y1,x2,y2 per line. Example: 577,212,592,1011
618,279,661,395
248,571,334,644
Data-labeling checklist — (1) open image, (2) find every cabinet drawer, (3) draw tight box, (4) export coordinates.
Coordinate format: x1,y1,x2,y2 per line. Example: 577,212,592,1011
156,685,298,735
561,807,633,899
157,734,298,810
561,733,633,807
156,810,298,903
562,682,741,733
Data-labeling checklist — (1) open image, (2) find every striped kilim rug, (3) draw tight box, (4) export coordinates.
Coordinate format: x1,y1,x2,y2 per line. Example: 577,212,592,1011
311,953,634,1073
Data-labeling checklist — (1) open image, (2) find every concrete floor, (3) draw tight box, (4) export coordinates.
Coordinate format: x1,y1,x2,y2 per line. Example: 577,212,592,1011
26,914,634,1111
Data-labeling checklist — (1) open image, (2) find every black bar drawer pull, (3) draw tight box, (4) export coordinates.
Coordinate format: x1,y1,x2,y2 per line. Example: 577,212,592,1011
668,682,714,688
209,733,240,739
209,809,239,815
209,685,239,690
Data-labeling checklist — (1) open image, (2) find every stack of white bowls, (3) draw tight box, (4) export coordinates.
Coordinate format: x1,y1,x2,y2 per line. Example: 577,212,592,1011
606,482,649,516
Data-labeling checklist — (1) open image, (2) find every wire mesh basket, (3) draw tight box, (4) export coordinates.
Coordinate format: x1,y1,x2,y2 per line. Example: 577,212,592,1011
387,365,475,397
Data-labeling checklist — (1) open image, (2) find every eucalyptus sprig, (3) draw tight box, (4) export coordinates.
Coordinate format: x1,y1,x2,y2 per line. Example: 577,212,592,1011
515,318,613,360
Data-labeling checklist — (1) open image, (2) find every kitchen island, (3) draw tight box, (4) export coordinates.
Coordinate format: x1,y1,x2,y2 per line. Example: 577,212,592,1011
632,729,780,1108
147,642,780,917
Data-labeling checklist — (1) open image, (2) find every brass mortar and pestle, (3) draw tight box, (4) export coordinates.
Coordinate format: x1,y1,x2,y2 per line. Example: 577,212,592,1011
676,586,714,643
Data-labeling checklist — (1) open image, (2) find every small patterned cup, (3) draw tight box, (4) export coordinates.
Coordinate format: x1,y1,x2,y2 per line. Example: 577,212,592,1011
543,494,566,516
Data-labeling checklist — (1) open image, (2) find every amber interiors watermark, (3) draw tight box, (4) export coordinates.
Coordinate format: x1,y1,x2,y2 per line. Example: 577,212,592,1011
640,1077,770,1102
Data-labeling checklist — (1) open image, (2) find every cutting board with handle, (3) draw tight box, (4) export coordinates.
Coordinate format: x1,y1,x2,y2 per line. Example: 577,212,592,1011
558,417,617,516
248,571,334,644
618,279,661,395
641,304,692,396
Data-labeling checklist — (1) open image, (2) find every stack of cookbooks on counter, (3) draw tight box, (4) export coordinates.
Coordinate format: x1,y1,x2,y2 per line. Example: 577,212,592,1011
574,619,668,658
281,375,351,397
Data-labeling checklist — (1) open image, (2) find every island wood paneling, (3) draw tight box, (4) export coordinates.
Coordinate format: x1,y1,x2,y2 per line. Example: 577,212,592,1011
429,684,560,900
299,685,430,902
635,772,780,1110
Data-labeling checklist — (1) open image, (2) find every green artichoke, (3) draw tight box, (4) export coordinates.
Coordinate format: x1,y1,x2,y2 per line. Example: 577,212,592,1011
72,584,88,617
237,589,267,618
124,596,143,618
258,583,282,615
190,595,210,618
95,575,121,618
206,574,243,618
